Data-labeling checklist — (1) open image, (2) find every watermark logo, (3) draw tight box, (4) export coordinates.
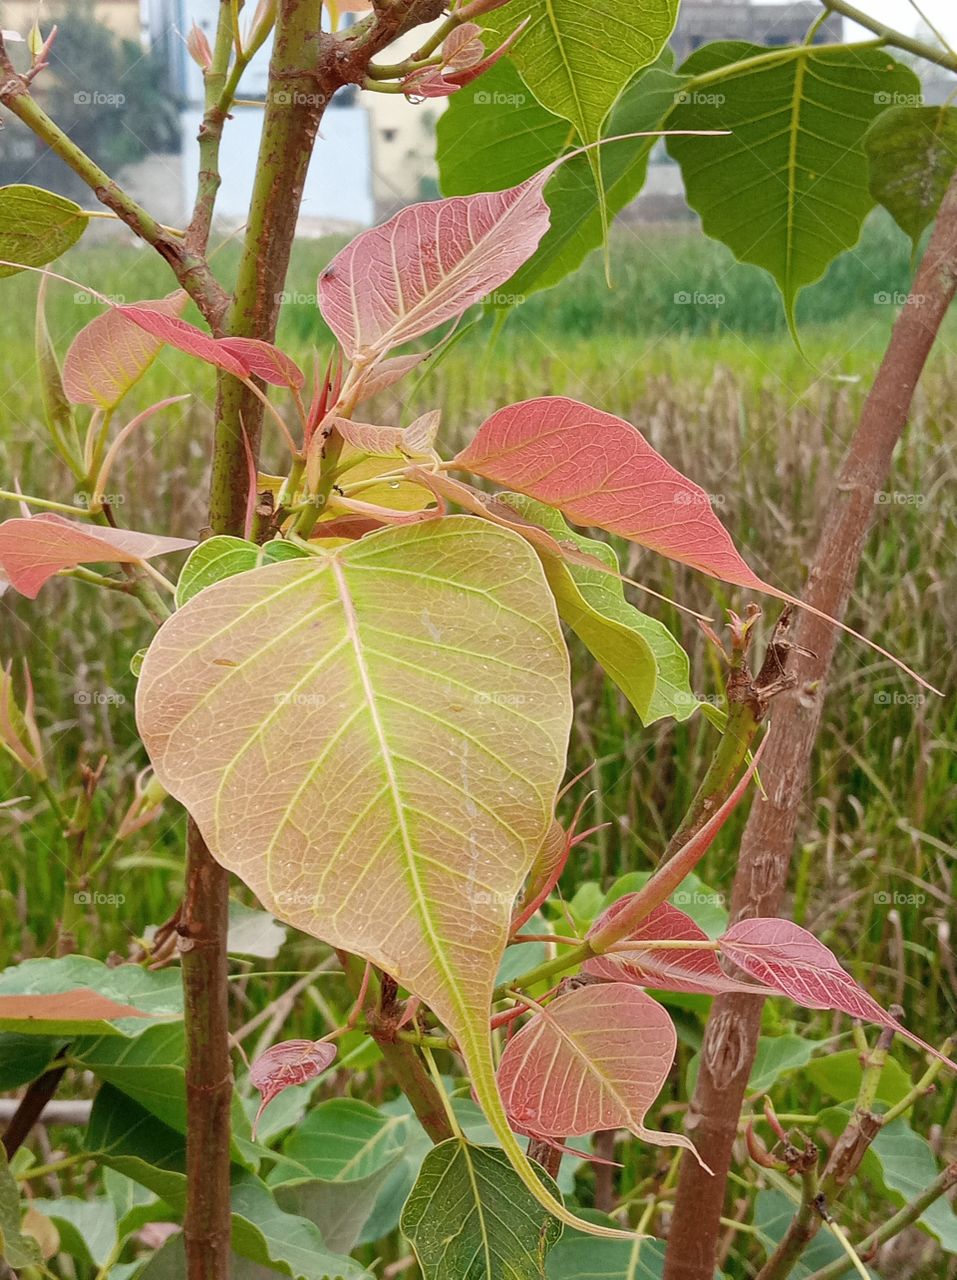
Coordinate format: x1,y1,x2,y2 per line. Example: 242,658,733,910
874,91,924,107
674,490,726,507
874,291,925,307
74,291,125,305
276,290,318,306
674,889,725,907
74,689,125,706
271,89,328,107
275,692,326,709
874,690,925,707
874,491,925,507
74,90,126,107
674,90,726,107
473,90,526,106
73,491,126,508
74,890,126,907
674,290,725,307
874,890,925,906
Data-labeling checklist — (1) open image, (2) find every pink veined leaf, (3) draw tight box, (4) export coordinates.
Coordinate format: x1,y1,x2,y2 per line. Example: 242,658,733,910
217,338,305,389
401,22,523,97
442,23,485,69
439,19,527,87
456,396,938,693
249,1039,337,1138
0,514,194,598
510,821,568,936
63,292,188,409
116,306,249,377
318,164,556,361
585,901,769,997
497,983,706,1166
334,411,439,458
720,919,957,1070
352,352,430,404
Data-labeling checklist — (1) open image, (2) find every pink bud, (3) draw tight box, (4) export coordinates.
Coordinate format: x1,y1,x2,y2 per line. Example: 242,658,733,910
185,22,213,71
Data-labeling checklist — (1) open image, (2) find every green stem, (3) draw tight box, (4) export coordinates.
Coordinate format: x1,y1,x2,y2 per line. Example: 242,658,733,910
819,0,957,71
0,490,90,516
0,40,227,326
802,1164,957,1280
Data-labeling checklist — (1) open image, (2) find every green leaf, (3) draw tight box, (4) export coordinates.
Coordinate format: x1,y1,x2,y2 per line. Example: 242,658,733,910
227,899,289,958
499,494,694,724
864,104,957,251
138,517,605,1236
0,1032,60,1089
175,535,308,607
0,956,182,1036
87,1088,370,1279
31,1197,117,1269
482,0,678,240
603,872,727,936
667,43,921,337
270,1099,408,1253
0,1144,42,1269
438,59,569,197
0,184,88,278
686,1033,823,1098
803,1048,912,1105
401,1139,563,1280
438,58,688,307
868,1117,957,1251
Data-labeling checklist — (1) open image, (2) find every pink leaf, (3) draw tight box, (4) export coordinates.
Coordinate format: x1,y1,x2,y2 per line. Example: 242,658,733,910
318,171,555,361
250,1039,337,1138
352,352,430,403
116,306,249,377
456,397,937,692
585,901,766,997
216,338,305,389
720,919,957,1069
63,293,188,409
497,984,705,1165
456,397,768,589
0,514,193,598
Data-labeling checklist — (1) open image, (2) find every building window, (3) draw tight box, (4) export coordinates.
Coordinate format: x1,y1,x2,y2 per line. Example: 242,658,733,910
382,128,398,143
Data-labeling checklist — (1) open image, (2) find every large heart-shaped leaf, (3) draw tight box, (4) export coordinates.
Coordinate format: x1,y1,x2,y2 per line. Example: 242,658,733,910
498,494,695,724
0,514,194,598
864,104,957,252
497,983,700,1162
666,43,919,335
401,1139,563,1280
137,517,626,1236
720,919,956,1068
585,900,765,996
0,184,88,278
481,0,678,237
63,293,188,409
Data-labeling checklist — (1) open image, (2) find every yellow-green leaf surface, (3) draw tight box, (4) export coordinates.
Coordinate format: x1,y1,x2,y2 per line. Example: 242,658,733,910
666,43,920,336
137,518,622,1236
0,185,88,278
499,494,695,724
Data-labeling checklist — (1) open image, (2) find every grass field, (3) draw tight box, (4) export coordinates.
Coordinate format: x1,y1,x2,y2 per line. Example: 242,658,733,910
1,215,955,1277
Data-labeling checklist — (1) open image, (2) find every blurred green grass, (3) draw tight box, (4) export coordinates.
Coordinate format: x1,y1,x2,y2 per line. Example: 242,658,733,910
1,213,955,1273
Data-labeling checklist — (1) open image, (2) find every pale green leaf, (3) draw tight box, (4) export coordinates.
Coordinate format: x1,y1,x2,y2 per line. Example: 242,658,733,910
137,517,616,1236
175,535,308,608
667,43,920,336
31,1197,116,1269
499,494,694,724
803,1047,913,1105
401,1139,563,1280
0,184,88,278
753,1189,877,1278
864,104,957,251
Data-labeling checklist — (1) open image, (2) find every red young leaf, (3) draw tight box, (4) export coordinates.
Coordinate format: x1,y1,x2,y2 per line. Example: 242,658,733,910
456,396,937,691
249,1038,337,1137
352,352,430,403
0,514,193,598
497,983,704,1164
456,397,768,589
116,306,249,377
318,171,555,360
216,338,305,389
585,901,766,997
63,292,188,408
720,919,957,1069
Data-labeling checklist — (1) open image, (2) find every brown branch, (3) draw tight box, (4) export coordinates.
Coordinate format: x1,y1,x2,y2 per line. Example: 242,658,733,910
1,1063,68,1159
662,169,957,1280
